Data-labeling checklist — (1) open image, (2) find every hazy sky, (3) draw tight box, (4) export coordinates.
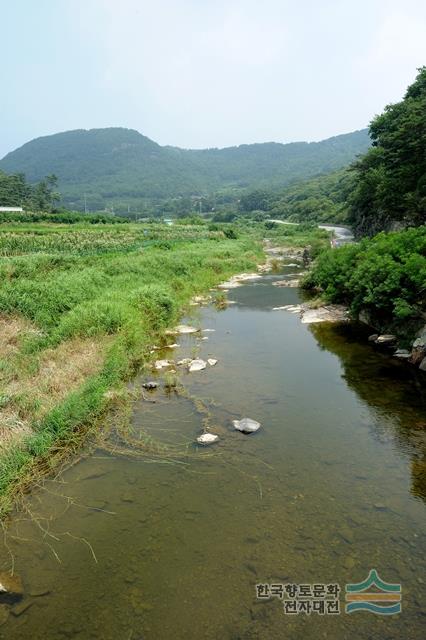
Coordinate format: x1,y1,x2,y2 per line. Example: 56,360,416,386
1,0,426,157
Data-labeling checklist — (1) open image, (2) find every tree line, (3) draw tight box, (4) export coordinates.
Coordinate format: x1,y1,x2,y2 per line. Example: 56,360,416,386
0,171,60,211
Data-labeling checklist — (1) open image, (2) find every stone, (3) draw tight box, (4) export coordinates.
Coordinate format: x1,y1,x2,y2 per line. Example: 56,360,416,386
188,359,207,372
419,357,426,372
413,325,426,349
177,358,192,366
174,324,199,334
207,359,218,366
275,304,302,313
154,359,172,370
233,418,261,434
142,381,158,390
0,572,23,604
301,305,348,324
368,334,379,342
197,433,219,445
394,349,411,359
272,279,300,288
410,347,426,366
375,334,397,344
359,309,375,326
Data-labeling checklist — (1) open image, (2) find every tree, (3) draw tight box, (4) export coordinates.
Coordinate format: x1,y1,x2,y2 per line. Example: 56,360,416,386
349,67,426,236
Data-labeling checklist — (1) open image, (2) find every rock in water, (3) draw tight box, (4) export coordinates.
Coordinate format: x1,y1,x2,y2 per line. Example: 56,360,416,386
175,324,198,334
188,359,207,372
154,359,172,370
0,572,23,604
207,358,218,366
232,418,261,434
197,433,219,445
375,334,397,344
142,381,158,390
177,358,192,366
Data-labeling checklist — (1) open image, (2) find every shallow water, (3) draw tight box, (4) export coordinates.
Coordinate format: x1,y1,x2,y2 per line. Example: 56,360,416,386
1,266,425,639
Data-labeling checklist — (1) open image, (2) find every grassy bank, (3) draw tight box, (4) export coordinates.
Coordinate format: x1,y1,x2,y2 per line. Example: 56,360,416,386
0,222,264,514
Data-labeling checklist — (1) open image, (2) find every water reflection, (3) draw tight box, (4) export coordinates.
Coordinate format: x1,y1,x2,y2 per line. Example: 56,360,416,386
309,322,426,502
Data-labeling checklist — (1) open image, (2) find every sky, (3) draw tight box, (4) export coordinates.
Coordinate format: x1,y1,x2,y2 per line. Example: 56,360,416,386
1,0,426,158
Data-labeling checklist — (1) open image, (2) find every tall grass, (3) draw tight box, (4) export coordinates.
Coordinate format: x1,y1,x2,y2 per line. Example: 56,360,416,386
0,223,263,512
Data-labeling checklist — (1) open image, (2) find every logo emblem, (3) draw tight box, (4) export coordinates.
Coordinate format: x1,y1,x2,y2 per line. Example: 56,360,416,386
345,569,401,615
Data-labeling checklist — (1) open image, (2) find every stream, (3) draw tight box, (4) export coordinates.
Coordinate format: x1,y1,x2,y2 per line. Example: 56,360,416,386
0,259,425,639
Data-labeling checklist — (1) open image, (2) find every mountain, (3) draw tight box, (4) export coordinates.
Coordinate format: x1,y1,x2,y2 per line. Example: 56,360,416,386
0,127,370,212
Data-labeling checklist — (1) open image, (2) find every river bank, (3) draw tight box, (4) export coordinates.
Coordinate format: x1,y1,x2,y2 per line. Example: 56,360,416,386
0,224,265,515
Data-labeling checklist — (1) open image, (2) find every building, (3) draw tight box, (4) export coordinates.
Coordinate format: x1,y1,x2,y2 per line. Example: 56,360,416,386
0,206,24,212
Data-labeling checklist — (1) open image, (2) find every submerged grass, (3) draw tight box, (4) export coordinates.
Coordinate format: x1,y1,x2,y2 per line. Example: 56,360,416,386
0,223,263,514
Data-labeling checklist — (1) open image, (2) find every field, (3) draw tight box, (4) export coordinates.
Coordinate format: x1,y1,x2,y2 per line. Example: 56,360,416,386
0,221,264,512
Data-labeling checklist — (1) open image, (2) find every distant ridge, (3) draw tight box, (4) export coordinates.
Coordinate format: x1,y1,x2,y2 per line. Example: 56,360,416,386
0,127,370,211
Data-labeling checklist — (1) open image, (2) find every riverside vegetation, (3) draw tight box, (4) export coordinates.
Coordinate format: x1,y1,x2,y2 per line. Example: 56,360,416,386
0,220,265,513
0,218,328,513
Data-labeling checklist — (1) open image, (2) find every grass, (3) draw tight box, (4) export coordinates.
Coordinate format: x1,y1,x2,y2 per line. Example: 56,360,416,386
0,219,326,514
0,222,264,514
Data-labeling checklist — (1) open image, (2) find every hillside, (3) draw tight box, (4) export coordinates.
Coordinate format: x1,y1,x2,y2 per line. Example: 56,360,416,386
268,169,355,224
0,127,370,212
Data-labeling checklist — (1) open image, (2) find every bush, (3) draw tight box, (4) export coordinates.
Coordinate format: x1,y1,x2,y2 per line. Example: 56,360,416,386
303,227,426,333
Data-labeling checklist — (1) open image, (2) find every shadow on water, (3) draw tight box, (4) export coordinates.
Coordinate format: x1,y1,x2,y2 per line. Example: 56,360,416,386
309,322,426,503
0,267,425,639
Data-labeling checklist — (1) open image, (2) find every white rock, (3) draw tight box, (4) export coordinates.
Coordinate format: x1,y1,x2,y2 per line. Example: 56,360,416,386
175,324,199,334
207,358,218,366
376,334,397,344
232,418,261,433
177,358,192,366
165,343,180,348
188,359,207,372
202,329,216,333
197,433,219,445
155,359,172,370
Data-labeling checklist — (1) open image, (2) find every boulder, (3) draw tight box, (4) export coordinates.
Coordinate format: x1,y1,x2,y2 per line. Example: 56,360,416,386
197,433,219,445
413,325,426,349
188,359,207,372
419,357,426,372
0,572,23,604
368,334,379,342
375,334,397,345
232,418,261,434
301,305,348,324
410,347,426,366
207,359,218,366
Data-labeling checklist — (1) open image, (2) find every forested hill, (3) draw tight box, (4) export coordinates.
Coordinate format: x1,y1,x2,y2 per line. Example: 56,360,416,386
0,127,370,211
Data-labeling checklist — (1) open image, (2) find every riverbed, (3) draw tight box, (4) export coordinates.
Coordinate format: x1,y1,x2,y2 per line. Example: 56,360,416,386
0,262,425,639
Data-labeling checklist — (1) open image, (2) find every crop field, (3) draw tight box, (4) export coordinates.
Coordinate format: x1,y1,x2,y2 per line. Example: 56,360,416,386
0,221,263,511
